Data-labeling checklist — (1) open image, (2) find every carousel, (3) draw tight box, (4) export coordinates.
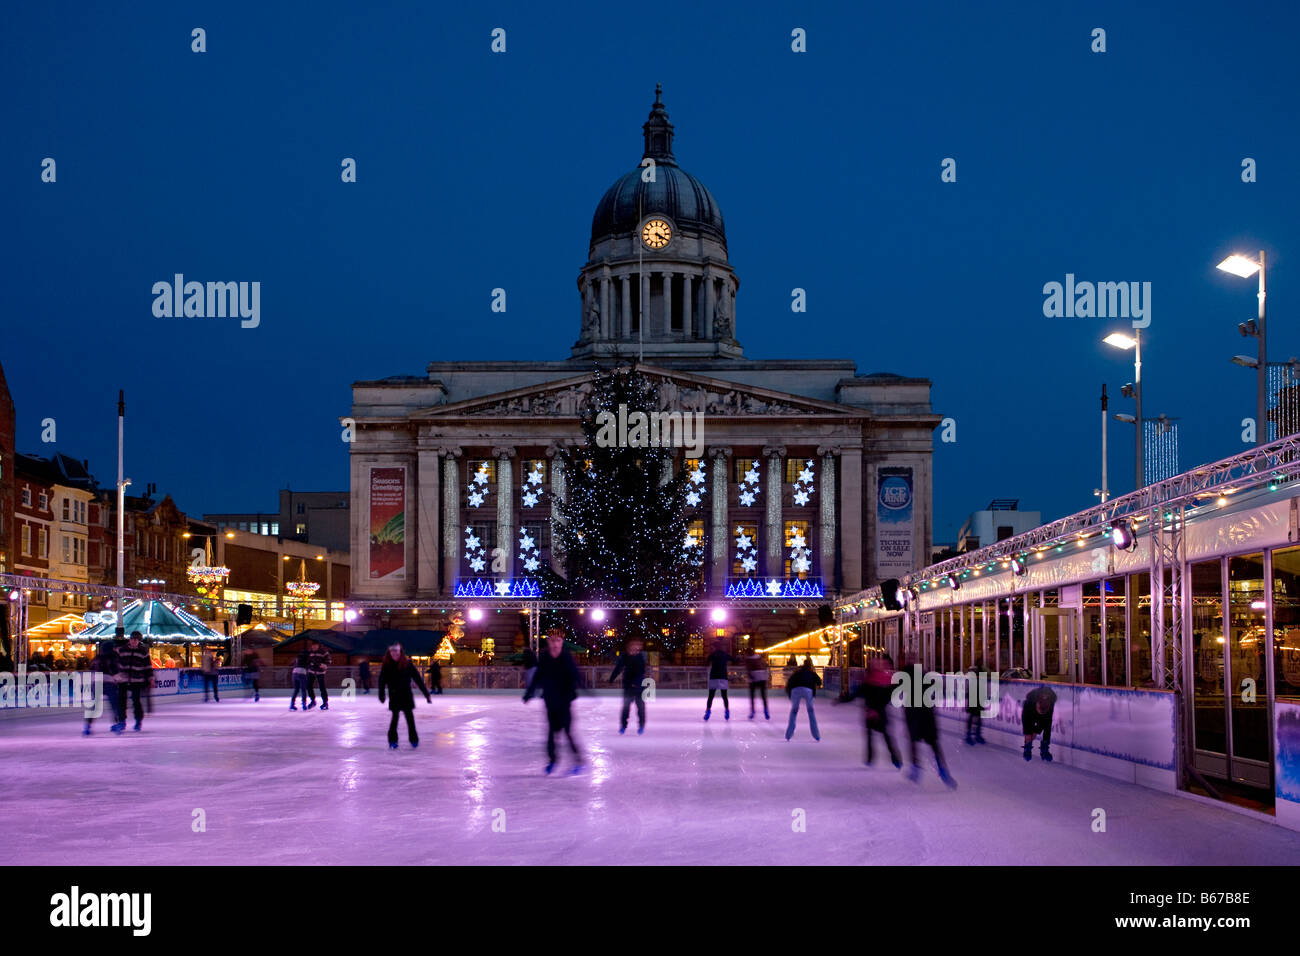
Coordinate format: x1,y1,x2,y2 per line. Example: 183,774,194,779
78,599,226,668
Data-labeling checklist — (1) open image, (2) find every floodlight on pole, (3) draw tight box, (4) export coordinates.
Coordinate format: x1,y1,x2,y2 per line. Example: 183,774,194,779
1217,250,1267,445
1232,355,1260,369
1104,330,1143,488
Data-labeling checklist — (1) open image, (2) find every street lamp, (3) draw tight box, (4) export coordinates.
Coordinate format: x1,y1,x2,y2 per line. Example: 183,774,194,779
1217,251,1266,445
1104,331,1143,489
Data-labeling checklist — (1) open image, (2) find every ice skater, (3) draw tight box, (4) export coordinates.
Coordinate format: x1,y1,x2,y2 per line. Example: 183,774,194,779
965,658,986,745
704,642,734,720
427,658,443,695
243,650,261,702
307,641,331,710
523,627,583,774
358,656,371,695
378,642,431,749
744,645,770,719
84,640,125,735
200,648,220,702
851,656,902,767
899,656,956,788
785,657,822,741
521,645,538,692
118,630,151,732
1022,686,1057,761
290,651,310,710
608,636,647,734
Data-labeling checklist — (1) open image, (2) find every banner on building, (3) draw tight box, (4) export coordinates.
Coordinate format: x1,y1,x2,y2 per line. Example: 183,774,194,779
876,466,914,578
368,466,406,581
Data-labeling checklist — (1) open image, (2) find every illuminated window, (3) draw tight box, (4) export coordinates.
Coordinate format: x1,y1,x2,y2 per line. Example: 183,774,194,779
734,458,757,484
523,459,547,484
22,525,30,556
468,460,497,485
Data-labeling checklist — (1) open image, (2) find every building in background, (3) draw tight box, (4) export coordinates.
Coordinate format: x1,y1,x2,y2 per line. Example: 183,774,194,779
346,89,940,653
211,528,350,629
0,361,14,576
205,488,350,554
956,499,1042,553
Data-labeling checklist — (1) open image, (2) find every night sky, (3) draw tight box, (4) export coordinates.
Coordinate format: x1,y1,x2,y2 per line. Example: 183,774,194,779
3,1,1297,545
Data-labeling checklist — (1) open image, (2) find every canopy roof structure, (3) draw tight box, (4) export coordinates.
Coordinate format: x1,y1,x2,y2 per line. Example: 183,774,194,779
79,600,224,644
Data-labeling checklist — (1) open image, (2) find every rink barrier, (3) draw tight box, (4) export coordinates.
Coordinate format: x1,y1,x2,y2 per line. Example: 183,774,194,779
259,664,825,691
931,677,1178,792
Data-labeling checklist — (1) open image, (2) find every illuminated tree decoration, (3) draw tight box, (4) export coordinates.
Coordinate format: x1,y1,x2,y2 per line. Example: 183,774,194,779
554,365,701,656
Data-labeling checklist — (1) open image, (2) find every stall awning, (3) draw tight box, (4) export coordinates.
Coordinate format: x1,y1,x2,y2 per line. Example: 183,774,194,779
79,600,224,643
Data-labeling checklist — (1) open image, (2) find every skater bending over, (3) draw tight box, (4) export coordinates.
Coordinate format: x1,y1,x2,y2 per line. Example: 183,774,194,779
1022,686,1057,762
523,627,583,774
378,642,431,749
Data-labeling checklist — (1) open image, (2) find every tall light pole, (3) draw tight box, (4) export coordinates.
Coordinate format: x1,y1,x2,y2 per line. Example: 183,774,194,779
1218,251,1267,445
1104,331,1143,488
116,391,131,623
1098,384,1109,502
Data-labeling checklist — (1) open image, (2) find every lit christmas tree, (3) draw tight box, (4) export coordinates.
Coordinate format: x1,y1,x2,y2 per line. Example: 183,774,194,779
555,365,703,657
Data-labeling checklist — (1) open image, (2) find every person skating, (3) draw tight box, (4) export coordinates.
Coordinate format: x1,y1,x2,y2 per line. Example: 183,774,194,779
200,648,220,702
523,627,583,774
290,651,309,710
851,656,902,767
704,643,734,720
965,658,987,746
744,646,770,719
785,657,822,741
307,641,331,710
117,631,152,731
378,642,431,749
521,645,538,692
358,656,371,695
427,658,443,695
84,640,126,735
608,636,647,734
243,650,261,702
898,656,956,788
1022,686,1057,761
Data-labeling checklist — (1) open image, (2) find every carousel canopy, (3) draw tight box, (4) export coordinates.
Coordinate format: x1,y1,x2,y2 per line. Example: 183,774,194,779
79,600,224,643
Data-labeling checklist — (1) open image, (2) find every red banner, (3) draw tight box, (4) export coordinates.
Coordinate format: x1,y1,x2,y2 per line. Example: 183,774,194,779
368,467,406,580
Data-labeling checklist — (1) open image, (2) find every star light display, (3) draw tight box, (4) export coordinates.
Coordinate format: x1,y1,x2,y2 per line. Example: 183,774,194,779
737,460,761,508
788,522,813,575
522,462,545,508
725,578,824,599
734,525,758,577
464,525,487,573
454,578,542,598
685,459,706,508
792,458,816,507
468,463,491,508
553,365,703,655
518,529,543,574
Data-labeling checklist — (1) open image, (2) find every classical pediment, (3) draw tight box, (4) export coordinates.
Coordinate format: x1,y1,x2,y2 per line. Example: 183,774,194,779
410,366,857,420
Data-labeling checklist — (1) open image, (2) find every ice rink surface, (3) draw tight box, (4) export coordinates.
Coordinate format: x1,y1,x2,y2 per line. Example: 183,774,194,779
3,691,1298,866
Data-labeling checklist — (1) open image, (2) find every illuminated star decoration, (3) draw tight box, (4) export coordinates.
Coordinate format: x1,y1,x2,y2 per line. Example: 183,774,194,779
494,580,512,596
791,459,815,509
788,521,812,576
522,491,539,508
469,556,486,572
518,529,542,575
527,466,544,486
737,459,762,508
685,490,701,507
734,524,758,578
765,579,783,597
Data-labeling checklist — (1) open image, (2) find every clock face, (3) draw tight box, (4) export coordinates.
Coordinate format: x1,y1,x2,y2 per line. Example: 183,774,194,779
641,219,672,249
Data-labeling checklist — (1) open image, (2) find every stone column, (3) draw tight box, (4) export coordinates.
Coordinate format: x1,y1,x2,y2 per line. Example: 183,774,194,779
703,268,714,340
709,447,731,595
494,447,516,578
763,445,786,580
662,270,673,333
417,445,442,596
441,448,462,593
840,451,863,592
640,271,650,335
682,273,693,339
818,446,838,593
621,275,632,339
600,270,612,340
547,444,565,576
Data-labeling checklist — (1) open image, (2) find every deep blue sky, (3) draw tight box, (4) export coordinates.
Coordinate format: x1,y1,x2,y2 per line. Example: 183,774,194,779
3,1,1297,545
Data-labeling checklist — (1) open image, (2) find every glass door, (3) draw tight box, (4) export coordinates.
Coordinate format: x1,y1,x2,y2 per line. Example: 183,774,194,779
1226,553,1271,789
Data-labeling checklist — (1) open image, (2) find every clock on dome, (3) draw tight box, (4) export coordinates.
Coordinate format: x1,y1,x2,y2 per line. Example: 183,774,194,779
641,218,672,249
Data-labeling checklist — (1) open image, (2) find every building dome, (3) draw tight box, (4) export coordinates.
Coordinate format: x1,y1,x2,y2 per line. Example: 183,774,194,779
588,86,726,251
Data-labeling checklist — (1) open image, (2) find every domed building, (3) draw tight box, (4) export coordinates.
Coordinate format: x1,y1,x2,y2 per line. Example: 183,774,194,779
347,88,940,655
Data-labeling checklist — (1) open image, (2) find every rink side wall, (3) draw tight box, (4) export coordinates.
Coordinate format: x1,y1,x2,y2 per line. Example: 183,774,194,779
935,679,1178,792
1277,700,1300,831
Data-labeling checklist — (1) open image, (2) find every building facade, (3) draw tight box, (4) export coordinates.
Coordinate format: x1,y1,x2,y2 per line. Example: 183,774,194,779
205,488,350,554
347,89,939,648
